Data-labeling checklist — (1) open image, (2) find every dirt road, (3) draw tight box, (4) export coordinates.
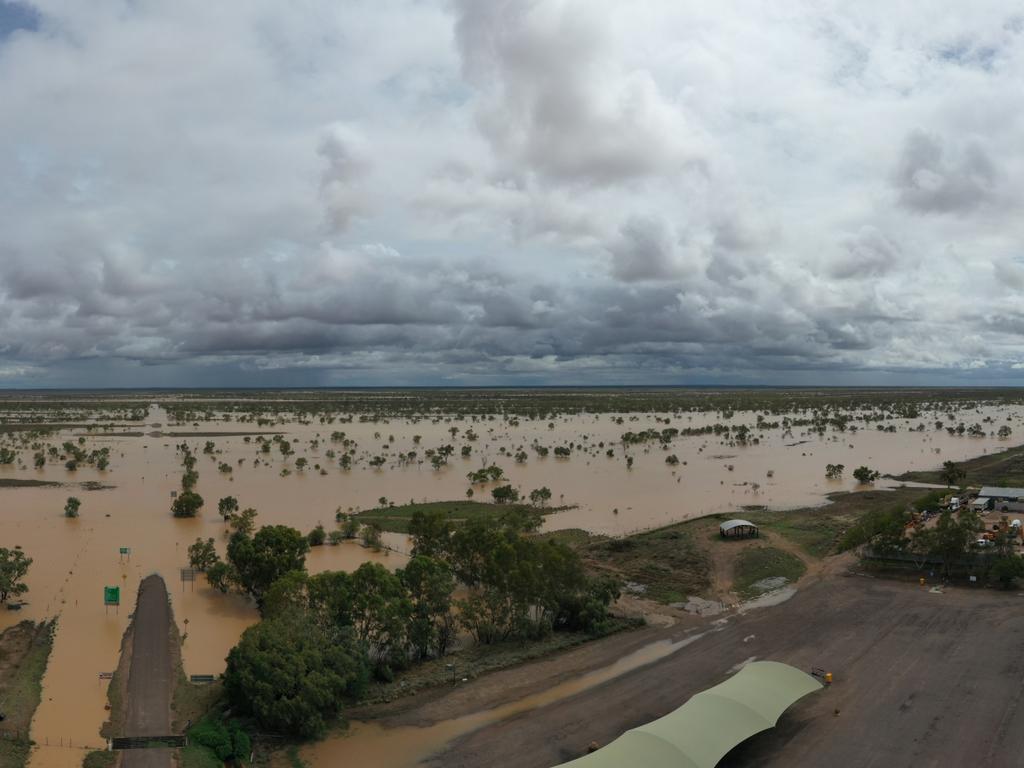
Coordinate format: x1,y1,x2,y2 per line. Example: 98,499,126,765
402,574,1024,768
122,574,173,768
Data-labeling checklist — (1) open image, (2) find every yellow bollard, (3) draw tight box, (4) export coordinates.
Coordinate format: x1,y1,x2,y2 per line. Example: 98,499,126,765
919,577,925,586
824,672,833,685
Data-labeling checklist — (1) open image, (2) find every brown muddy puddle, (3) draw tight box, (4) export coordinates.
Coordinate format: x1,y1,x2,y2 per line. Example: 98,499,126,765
0,402,1020,767
301,632,710,768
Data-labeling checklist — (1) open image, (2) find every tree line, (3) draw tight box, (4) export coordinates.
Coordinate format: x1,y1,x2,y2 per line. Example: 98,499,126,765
192,507,619,737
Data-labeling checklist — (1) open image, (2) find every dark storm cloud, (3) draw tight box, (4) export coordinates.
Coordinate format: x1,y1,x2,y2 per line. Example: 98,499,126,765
0,1,38,39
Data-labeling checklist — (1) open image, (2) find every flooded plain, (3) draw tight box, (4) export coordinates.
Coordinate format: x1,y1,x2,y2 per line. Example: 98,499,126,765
1,398,1021,767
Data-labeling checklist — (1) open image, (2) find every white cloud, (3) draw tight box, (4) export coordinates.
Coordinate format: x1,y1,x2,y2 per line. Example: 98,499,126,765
0,1,1024,385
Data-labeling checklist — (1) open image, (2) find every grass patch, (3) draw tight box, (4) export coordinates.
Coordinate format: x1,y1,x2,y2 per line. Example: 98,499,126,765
0,620,55,768
896,442,1024,487
172,675,223,733
732,547,807,599
179,744,224,768
536,528,599,548
747,487,931,557
356,500,569,534
582,525,711,603
81,751,115,768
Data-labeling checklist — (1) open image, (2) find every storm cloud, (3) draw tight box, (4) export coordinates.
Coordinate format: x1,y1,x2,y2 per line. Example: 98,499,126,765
1,0,1024,386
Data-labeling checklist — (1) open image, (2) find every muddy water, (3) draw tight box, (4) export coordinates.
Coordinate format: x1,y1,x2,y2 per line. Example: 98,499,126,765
0,402,1020,766
301,633,710,768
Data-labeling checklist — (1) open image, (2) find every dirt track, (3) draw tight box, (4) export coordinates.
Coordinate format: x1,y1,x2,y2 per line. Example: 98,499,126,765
121,574,173,768
408,573,1024,768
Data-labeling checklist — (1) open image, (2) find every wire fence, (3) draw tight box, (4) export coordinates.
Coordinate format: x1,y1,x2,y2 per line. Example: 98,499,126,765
0,728,105,751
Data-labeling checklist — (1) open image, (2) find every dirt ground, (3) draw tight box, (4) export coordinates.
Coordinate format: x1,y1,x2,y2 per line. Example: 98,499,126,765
347,563,1024,768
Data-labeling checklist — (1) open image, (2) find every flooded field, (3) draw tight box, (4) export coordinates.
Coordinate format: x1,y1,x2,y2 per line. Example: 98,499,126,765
0,392,1021,767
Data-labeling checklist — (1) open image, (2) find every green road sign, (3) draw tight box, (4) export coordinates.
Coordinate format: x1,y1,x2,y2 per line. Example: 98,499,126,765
119,547,130,555
104,586,120,606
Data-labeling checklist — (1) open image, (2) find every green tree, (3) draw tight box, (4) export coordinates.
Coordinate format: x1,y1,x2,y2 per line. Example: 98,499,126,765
825,463,844,480
399,556,456,659
528,487,552,507
308,524,326,547
349,563,412,671
64,496,81,518
217,496,239,521
852,466,880,484
206,561,234,593
188,538,219,571
339,515,360,539
989,555,1024,588
408,510,453,559
491,484,519,504
360,522,383,550
939,460,966,488
0,547,31,604
926,510,976,576
227,525,310,603
228,507,258,537
172,491,204,518
224,613,368,737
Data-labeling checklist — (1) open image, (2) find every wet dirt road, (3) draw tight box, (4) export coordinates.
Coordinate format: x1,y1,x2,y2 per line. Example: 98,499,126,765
122,575,173,768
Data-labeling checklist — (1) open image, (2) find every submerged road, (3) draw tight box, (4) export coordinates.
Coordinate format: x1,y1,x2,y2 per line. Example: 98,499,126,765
122,574,173,768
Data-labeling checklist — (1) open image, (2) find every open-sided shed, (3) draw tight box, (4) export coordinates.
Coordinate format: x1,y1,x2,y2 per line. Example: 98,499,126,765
558,661,822,768
719,519,758,539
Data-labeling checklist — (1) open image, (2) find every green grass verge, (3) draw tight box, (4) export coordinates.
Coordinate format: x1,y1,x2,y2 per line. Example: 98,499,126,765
0,620,55,768
81,751,115,768
731,546,807,599
179,744,224,768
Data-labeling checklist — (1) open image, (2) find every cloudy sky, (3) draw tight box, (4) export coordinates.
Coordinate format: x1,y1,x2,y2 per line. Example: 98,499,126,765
2,1,1024,387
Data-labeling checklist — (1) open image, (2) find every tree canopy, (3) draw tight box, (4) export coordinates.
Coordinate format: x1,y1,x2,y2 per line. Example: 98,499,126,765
0,547,31,604
224,613,368,737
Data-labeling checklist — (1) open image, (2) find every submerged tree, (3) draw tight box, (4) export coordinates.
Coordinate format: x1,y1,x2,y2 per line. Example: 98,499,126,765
64,496,81,518
218,495,239,522
0,547,31,604
852,466,880,484
172,490,204,518
528,487,552,507
188,538,220,571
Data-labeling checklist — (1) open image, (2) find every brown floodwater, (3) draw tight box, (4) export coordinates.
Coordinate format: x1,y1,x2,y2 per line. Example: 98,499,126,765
0,402,1019,767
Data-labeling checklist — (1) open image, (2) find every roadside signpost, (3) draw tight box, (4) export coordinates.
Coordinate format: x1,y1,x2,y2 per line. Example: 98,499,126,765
180,567,196,592
119,546,131,562
104,586,120,615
